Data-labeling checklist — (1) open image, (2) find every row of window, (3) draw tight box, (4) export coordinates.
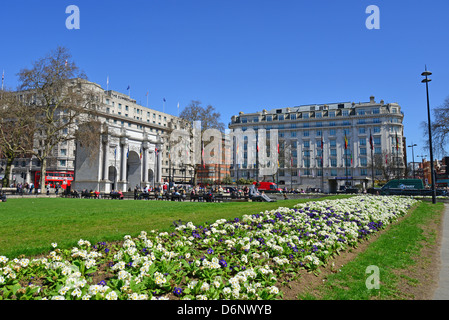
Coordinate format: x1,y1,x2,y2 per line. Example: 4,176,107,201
239,107,400,123
240,118,402,131
232,168,385,177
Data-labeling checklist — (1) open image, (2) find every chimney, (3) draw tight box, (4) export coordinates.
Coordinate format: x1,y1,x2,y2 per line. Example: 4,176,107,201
370,96,375,104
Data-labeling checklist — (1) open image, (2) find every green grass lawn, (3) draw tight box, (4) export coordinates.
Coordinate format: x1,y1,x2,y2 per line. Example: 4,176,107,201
0,196,351,258
298,200,445,300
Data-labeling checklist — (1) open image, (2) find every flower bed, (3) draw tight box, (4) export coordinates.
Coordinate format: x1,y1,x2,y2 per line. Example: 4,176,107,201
0,195,418,300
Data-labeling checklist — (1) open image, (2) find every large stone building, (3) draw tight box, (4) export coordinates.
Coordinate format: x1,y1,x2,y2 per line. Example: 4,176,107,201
0,79,191,191
228,96,405,193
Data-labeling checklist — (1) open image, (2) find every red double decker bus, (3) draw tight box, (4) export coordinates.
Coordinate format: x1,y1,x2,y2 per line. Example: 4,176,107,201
34,171,74,189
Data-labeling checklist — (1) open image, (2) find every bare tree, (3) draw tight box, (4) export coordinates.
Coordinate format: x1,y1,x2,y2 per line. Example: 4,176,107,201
178,100,225,185
369,151,399,182
421,95,449,157
16,46,101,189
179,100,225,132
0,90,37,187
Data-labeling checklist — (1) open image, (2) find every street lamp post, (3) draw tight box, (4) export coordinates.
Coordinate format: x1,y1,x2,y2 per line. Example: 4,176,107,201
407,143,417,179
421,66,436,204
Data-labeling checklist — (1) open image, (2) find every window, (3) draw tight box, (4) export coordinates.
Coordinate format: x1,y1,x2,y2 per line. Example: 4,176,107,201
372,108,380,114
303,141,310,148
304,159,311,167
125,106,129,111
278,115,284,121
60,149,67,156
359,138,366,146
374,137,381,145
241,118,247,123
316,130,322,136
59,160,66,167
331,158,337,167
329,111,336,117
329,129,336,136
361,168,368,175
303,130,309,137
315,112,322,118
342,110,349,116
303,113,309,119
331,169,337,176
359,127,366,134
330,149,337,156
290,114,296,120
374,126,381,133
291,131,297,137
360,148,367,155
266,115,272,121
360,158,367,166
357,109,365,116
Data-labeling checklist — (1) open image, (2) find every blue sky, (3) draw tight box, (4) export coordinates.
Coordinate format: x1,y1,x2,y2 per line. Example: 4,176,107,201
1,0,449,158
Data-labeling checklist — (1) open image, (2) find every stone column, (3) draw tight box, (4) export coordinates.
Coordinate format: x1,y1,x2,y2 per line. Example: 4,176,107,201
156,145,162,186
102,135,110,181
120,137,128,191
142,141,149,186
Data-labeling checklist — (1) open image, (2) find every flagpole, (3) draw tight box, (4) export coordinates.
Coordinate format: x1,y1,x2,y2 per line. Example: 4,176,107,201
1,70,4,91
370,129,375,189
146,91,149,108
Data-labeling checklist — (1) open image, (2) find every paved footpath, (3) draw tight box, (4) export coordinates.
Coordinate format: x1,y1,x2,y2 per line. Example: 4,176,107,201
433,203,449,300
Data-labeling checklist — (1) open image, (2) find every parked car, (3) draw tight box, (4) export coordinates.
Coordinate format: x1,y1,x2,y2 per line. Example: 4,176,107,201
253,181,282,193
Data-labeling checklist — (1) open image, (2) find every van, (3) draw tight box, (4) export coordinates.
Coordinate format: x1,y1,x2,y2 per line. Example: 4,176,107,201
253,181,282,193
381,179,425,195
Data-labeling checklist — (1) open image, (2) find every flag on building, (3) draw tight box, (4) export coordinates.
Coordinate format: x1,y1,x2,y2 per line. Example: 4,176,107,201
139,147,142,160
344,134,348,150
202,142,205,168
369,130,374,150
386,154,388,164
155,147,158,156
395,132,399,151
127,146,129,159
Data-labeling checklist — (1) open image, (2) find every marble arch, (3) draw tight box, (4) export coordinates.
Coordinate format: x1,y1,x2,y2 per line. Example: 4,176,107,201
73,124,163,193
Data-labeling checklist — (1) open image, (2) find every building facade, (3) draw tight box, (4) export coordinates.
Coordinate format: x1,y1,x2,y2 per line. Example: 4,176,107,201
0,79,191,190
228,96,405,193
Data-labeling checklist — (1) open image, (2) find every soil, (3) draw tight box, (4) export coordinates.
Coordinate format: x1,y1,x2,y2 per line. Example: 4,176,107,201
279,208,444,300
